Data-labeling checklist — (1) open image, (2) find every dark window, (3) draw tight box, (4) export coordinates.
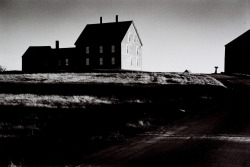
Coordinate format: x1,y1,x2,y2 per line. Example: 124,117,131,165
86,58,89,65
111,57,115,65
111,45,115,53
99,58,103,65
100,46,103,53
86,47,89,54
65,59,69,66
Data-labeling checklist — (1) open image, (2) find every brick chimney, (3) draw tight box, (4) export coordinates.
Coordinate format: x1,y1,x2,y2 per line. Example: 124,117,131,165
56,40,59,49
100,17,102,24
116,15,118,23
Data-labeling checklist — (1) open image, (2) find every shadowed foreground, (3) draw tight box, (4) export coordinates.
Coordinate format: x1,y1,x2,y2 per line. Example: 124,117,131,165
0,74,249,167
80,110,250,167
78,74,250,167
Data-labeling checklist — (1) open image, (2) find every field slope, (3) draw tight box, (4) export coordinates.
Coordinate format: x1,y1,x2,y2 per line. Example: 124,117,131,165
0,72,228,166
0,72,223,85
0,72,224,108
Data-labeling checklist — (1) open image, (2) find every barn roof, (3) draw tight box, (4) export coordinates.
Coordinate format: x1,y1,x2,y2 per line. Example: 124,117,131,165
225,29,250,46
74,21,142,46
22,46,51,57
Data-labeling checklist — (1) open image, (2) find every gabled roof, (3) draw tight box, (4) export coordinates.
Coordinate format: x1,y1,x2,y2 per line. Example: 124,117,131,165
74,21,142,46
22,46,51,57
225,29,250,46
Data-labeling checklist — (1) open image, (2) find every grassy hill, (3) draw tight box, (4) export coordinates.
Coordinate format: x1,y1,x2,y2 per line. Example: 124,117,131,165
0,72,227,166
0,72,223,85
0,72,224,108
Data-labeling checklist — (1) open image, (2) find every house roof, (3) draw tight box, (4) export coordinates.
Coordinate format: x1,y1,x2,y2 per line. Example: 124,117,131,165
52,47,76,52
225,29,250,46
22,46,52,57
51,47,77,57
74,21,142,46
23,46,77,57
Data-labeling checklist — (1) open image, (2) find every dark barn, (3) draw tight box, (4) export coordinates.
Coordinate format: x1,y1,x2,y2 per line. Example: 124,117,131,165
225,29,250,74
22,15,143,73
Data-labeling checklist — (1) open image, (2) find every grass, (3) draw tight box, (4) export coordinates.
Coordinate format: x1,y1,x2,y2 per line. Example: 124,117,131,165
0,93,152,108
0,94,115,108
0,72,227,166
0,72,225,108
0,72,224,86
0,96,218,166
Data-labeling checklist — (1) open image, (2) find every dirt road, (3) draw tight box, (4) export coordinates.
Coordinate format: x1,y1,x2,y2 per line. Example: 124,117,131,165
78,75,250,167
78,110,250,167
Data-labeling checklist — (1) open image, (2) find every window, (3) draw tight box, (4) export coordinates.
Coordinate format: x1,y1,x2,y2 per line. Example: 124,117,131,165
65,59,69,66
136,46,139,55
111,45,115,53
100,46,103,53
86,47,89,54
130,57,133,66
58,59,62,66
126,45,129,54
99,58,103,65
111,57,115,65
136,57,139,66
86,58,89,65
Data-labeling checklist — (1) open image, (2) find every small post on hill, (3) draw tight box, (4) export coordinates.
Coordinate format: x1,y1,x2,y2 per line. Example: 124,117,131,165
214,66,218,74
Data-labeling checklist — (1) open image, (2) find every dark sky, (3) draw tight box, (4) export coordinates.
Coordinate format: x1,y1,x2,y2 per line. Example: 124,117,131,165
0,0,249,73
